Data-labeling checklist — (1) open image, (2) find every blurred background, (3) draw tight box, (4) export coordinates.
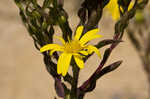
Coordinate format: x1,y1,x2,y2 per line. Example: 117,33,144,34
0,0,149,99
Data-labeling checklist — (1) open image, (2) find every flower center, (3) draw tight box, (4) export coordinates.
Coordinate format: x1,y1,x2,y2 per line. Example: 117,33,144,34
64,40,82,53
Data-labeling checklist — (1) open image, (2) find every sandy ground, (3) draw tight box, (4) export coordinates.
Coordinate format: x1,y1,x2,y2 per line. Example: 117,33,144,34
0,0,149,99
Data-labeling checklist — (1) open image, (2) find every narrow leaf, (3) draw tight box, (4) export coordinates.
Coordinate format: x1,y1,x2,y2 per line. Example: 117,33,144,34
43,0,52,8
96,60,123,79
55,78,65,98
95,39,123,49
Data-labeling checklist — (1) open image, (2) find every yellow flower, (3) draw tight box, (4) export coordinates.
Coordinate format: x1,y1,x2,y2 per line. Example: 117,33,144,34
106,0,120,20
40,26,102,76
106,0,134,20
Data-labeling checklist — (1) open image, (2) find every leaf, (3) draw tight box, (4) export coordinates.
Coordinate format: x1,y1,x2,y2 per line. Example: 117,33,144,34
55,78,65,98
83,80,96,92
32,10,41,19
101,48,111,65
47,26,54,42
53,0,58,8
79,60,122,93
63,73,73,84
95,60,122,80
42,20,48,30
27,24,37,35
20,10,27,24
95,39,123,49
43,0,52,8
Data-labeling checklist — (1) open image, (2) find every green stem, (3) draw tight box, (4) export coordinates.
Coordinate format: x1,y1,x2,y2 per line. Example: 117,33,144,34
70,63,80,99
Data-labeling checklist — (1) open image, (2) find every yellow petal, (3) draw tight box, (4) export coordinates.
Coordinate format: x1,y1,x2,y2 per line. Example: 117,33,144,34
40,44,63,52
106,0,120,20
112,9,120,20
74,26,84,40
49,48,64,56
57,53,63,74
128,1,134,11
62,53,72,76
86,45,101,58
57,53,72,76
79,50,89,56
74,55,84,69
72,53,83,59
79,28,99,44
80,34,102,45
55,36,66,45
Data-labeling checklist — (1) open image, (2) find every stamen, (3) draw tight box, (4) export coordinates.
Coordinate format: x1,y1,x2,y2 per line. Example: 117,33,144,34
64,40,83,53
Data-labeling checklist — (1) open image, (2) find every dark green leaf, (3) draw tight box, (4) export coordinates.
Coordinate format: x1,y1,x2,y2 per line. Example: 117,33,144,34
43,0,52,8
55,78,65,98
101,48,111,65
96,60,122,79
96,39,123,49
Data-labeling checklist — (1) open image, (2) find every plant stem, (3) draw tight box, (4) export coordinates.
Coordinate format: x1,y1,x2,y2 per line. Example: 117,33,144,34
70,63,80,99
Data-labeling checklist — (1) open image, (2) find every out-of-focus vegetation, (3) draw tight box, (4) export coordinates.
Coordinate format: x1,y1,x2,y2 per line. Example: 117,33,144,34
127,3,150,96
